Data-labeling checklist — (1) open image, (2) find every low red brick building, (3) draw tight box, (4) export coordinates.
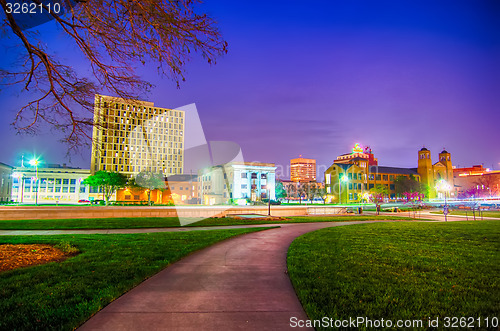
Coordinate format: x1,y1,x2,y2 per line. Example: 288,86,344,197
453,165,500,198
116,174,199,205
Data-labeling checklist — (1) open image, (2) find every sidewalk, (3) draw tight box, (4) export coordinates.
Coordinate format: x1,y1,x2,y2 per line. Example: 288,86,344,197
78,221,372,330
1,214,497,237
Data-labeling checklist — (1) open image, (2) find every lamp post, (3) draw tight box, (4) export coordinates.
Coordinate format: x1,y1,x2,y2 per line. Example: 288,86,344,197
29,158,40,206
436,179,451,222
339,174,348,205
267,188,271,216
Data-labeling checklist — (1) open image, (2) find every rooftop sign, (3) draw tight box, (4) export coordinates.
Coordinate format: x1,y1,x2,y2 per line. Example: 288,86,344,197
352,143,363,154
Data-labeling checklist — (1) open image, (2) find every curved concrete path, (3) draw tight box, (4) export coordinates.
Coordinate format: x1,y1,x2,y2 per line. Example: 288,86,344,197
79,221,370,330
2,213,494,237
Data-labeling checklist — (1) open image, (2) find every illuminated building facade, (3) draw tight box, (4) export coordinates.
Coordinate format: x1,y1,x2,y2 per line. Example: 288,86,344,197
417,148,454,199
325,144,422,203
11,165,90,204
91,94,185,176
0,162,13,202
115,174,200,205
335,143,378,166
324,145,455,202
453,165,500,198
290,156,316,182
199,162,276,205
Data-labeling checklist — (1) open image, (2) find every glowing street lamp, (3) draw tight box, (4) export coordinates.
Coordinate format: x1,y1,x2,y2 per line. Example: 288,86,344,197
435,179,451,222
339,174,348,205
29,158,40,206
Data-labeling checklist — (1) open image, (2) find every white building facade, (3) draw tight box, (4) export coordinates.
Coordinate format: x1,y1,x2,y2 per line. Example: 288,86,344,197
199,162,276,205
11,166,91,204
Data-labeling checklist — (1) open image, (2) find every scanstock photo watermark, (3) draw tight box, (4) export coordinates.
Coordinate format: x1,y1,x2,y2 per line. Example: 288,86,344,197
290,316,499,329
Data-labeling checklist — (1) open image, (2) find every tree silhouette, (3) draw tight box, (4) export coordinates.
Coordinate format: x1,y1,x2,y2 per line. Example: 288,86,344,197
369,185,388,215
394,175,423,197
275,181,287,200
1,0,227,151
317,186,328,204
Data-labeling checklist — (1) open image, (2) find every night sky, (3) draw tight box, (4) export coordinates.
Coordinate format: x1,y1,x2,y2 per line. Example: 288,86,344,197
1,0,499,179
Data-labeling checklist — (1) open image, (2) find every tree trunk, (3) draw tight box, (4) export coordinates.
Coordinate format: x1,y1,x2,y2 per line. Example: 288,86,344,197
148,191,151,206
104,187,109,206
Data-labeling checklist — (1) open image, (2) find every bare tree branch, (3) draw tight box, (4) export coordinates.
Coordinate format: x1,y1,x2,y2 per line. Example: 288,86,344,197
0,0,227,152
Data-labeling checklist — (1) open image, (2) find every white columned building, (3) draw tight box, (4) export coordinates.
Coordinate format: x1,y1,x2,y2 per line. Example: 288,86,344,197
11,165,91,204
199,162,276,205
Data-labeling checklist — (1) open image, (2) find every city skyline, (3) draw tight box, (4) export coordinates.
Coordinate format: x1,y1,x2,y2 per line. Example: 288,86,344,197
1,1,499,173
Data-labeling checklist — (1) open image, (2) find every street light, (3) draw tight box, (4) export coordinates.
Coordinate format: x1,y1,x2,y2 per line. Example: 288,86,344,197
29,158,40,206
267,188,271,216
436,179,451,222
339,174,348,205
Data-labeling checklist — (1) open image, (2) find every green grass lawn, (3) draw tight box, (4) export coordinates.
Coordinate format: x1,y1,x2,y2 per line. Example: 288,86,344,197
287,221,500,330
0,215,422,230
188,215,421,226
0,217,181,230
431,210,500,218
0,228,268,330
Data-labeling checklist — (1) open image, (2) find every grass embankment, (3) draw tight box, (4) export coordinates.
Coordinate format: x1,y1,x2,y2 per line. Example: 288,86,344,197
431,210,500,218
287,221,500,330
0,217,181,230
0,215,420,230
0,228,268,330
189,215,418,226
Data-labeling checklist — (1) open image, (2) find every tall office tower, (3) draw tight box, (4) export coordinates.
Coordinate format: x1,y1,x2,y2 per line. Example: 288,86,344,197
91,94,185,176
290,156,316,182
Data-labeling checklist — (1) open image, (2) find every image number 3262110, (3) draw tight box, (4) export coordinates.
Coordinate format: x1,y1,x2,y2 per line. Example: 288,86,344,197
2,0,84,31
5,1,62,15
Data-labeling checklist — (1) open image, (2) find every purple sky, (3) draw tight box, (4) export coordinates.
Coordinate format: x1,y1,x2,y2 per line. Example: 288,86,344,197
1,0,499,178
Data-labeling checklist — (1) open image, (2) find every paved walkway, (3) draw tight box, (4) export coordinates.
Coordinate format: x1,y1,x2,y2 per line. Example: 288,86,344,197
4,217,497,329
2,213,497,237
78,221,371,330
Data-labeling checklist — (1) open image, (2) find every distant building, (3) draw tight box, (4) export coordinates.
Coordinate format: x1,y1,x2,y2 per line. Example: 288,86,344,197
324,144,418,203
290,156,316,182
416,148,454,199
335,143,378,166
453,165,500,198
11,164,91,204
91,94,185,176
199,162,276,205
0,162,13,202
324,145,454,203
166,174,200,204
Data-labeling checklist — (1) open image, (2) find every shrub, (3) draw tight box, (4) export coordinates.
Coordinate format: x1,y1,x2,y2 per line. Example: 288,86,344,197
54,241,79,255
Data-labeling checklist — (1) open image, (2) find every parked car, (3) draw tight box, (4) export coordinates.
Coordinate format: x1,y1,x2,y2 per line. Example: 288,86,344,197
262,199,281,205
78,199,90,203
